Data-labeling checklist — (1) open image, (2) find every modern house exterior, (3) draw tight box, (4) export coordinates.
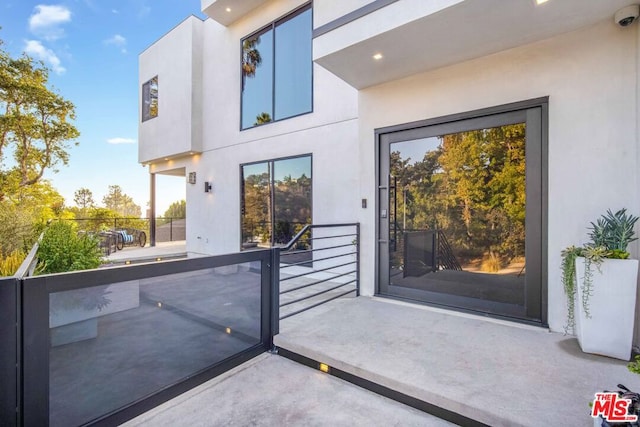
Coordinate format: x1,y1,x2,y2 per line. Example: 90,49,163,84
139,0,640,340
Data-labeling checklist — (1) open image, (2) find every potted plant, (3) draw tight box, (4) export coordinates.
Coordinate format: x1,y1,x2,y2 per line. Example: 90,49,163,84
562,208,639,360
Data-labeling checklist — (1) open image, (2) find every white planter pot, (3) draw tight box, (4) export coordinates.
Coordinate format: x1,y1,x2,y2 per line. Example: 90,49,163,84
574,257,638,360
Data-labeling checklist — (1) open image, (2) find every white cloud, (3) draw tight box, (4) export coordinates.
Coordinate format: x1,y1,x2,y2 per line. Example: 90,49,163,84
112,9,119,14
24,40,66,74
29,5,71,41
104,34,127,54
107,137,136,145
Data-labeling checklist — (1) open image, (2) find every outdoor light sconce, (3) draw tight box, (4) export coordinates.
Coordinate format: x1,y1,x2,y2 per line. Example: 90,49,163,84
204,181,212,193
188,172,196,184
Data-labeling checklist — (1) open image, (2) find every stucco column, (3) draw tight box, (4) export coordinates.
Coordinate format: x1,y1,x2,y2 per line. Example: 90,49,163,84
150,172,156,247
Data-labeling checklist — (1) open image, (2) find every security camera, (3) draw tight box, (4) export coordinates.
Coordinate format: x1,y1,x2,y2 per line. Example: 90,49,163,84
615,5,640,27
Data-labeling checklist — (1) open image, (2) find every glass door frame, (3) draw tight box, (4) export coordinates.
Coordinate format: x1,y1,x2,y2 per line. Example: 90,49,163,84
375,98,548,326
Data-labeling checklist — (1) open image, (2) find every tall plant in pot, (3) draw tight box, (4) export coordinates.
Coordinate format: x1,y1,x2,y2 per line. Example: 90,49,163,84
562,208,639,360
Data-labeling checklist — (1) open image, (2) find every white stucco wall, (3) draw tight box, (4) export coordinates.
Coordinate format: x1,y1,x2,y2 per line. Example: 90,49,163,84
183,0,360,256
139,16,204,163
356,19,639,333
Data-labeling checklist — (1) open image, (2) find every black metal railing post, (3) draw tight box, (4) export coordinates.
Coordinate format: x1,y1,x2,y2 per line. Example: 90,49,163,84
270,247,280,338
0,278,19,427
356,223,360,297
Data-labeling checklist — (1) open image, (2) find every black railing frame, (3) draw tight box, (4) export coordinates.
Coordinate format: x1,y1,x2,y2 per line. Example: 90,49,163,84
277,223,360,319
19,249,274,427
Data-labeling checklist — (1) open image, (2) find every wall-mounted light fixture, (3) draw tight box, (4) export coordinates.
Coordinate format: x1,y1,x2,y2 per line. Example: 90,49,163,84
188,172,196,184
204,181,212,193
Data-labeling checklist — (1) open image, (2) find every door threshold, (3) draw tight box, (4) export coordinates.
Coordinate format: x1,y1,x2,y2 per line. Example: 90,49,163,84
371,294,547,330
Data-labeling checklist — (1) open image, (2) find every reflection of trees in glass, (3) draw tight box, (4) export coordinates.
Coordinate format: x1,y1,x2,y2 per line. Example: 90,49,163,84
254,112,272,126
390,124,526,271
242,37,262,78
242,171,271,245
240,5,311,130
274,173,311,244
241,157,312,248
142,76,158,121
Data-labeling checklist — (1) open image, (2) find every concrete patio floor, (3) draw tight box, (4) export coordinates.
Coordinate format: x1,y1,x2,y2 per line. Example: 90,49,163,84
275,297,640,426
124,353,451,426
120,294,640,426
104,241,187,264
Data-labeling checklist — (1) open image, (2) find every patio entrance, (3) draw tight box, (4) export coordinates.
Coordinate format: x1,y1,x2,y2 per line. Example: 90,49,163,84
377,100,547,324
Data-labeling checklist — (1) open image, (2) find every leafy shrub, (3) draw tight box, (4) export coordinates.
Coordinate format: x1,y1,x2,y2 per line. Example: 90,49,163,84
480,252,502,272
0,250,26,277
37,221,103,274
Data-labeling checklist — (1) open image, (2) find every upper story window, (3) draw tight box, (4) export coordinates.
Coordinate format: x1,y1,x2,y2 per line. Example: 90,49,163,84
142,76,158,122
241,4,312,130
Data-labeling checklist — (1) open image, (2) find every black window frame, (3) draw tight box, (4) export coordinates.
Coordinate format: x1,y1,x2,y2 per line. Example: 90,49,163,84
375,98,548,326
240,2,313,131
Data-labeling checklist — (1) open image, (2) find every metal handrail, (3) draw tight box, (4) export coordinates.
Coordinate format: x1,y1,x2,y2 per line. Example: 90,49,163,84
281,223,360,251
277,223,360,321
14,232,43,279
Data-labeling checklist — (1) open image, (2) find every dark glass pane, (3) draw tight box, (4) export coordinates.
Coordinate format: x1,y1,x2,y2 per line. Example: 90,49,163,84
49,265,262,426
241,29,273,129
274,8,312,120
142,76,158,122
389,124,527,313
273,156,312,246
242,162,271,248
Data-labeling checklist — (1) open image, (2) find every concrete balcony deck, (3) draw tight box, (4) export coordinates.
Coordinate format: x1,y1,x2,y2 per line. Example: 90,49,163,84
104,241,187,265
127,296,640,426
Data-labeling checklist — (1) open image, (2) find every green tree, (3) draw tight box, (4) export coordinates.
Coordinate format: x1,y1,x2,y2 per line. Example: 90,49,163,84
163,199,185,218
0,180,64,255
0,39,79,200
74,187,95,212
103,185,141,217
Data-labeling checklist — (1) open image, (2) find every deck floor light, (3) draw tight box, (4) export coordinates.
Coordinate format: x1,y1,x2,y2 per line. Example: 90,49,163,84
319,363,330,373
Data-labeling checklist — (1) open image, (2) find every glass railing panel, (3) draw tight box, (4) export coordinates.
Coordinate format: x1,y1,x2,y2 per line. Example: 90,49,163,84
48,262,262,427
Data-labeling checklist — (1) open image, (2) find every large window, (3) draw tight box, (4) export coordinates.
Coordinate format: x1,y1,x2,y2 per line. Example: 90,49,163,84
241,4,312,130
142,76,158,122
241,155,312,249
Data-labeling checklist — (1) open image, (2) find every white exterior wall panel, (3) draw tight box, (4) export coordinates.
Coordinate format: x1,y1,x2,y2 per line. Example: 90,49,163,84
357,20,639,333
187,0,359,255
139,0,640,339
139,16,204,164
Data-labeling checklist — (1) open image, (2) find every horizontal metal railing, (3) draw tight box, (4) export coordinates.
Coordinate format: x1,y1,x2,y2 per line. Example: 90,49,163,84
276,223,359,321
63,217,186,244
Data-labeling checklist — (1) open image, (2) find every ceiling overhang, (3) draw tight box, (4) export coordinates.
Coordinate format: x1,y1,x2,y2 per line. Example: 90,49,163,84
313,0,637,89
201,0,269,26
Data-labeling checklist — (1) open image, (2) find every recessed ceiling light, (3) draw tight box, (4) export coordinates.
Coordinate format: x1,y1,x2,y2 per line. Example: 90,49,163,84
226,7,231,12
373,53,383,60
536,0,549,4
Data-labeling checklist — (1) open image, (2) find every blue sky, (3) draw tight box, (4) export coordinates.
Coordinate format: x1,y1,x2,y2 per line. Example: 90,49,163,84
1,1,204,215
